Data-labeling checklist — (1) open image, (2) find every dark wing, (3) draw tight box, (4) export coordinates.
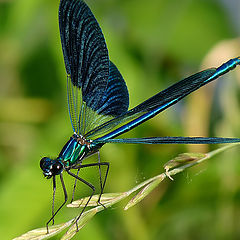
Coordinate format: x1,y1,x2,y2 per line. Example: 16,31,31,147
94,137,240,144
96,61,129,117
59,0,129,135
86,57,240,140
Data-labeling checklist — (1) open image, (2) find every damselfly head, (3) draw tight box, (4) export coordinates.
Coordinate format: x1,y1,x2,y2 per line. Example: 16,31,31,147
40,157,64,179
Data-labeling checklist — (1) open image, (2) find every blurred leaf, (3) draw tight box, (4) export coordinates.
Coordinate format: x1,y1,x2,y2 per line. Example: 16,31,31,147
122,0,232,62
2,0,240,239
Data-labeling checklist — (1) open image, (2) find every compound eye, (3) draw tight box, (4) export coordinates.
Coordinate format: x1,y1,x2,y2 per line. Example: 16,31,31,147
40,157,50,170
51,162,63,175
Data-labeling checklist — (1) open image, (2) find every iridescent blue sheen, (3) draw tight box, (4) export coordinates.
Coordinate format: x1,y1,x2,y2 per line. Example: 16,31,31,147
40,0,240,232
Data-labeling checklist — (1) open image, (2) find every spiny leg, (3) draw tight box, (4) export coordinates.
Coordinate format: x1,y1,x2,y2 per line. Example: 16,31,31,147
66,170,95,232
52,176,56,225
71,168,81,203
97,152,109,207
70,151,88,203
46,174,68,234
71,161,110,207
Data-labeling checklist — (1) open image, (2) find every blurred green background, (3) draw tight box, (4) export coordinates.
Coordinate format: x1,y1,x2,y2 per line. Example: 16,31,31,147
1,0,240,239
